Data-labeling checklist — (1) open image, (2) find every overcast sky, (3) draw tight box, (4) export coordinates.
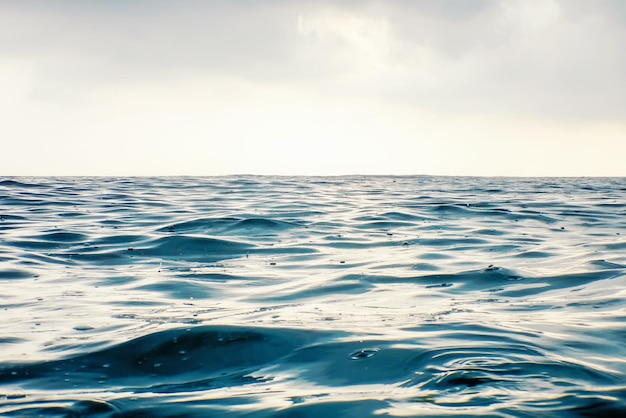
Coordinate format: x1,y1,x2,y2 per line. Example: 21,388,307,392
2,0,625,176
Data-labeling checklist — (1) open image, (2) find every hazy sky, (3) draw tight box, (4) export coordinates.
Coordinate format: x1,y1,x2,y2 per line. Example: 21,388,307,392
2,0,625,176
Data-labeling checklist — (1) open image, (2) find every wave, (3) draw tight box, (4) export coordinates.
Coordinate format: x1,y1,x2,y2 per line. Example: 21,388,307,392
134,235,252,262
159,217,305,235
2,322,623,416
0,326,331,392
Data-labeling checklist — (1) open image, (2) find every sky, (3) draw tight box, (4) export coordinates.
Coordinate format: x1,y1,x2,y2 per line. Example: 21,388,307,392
1,0,625,176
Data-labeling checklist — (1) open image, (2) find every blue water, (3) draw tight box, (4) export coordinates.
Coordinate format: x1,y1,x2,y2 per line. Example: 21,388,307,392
1,176,626,417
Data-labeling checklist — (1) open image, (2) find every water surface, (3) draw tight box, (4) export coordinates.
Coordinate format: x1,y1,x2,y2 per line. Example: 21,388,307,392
1,176,625,417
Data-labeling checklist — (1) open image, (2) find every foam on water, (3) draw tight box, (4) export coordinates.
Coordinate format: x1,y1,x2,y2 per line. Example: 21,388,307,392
1,176,626,417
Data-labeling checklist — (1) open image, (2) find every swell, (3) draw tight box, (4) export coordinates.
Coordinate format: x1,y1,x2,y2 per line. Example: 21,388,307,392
1,323,622,417
0,325,332,391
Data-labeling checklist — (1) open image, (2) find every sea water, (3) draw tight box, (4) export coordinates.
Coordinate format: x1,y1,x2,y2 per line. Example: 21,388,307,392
1,176,625,417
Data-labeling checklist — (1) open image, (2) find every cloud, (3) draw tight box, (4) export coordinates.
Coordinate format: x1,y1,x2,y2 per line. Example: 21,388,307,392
0,1,300,84
1,0,624,122
319,0,626,121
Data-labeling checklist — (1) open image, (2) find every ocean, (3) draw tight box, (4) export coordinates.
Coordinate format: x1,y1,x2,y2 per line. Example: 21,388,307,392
1,175,625,417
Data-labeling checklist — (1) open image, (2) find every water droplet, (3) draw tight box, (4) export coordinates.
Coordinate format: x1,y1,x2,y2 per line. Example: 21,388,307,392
349,348,380,360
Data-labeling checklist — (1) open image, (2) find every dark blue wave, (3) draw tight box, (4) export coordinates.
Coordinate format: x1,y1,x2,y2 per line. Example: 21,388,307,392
131,235,252,261
0,326,333,391
2,323,623,416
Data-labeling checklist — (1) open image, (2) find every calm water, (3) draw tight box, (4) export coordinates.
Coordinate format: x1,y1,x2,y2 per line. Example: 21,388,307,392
1,176,626,417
